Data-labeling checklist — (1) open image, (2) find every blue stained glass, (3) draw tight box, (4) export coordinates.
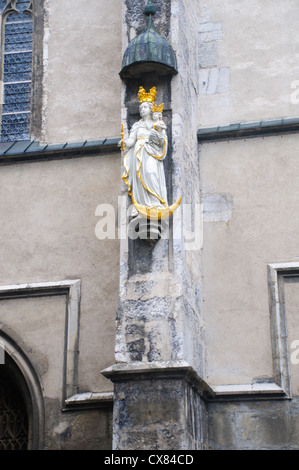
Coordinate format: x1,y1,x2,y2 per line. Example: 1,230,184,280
5,81,31,96
2,112,29,121
3,97,30,109
2,113,29,125
3,52,32,82
2,82,31,115
0,1,33,142
4,59,32,72
2,102,30,113
4,51,32,65
4,71,32,83
3,103,31,113
0,0,6,13
5,30,32,42
5,40,32,53
15,0,31,12
6,12,31,22
5,41,32,53
1,112,30,142
5,22,33,35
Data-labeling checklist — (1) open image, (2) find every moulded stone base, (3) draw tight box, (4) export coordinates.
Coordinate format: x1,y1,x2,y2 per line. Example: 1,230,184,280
102,361,213,450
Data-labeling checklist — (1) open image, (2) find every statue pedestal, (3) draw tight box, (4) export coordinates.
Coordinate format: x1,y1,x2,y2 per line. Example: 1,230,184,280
128,215,166,242
138,217,161,240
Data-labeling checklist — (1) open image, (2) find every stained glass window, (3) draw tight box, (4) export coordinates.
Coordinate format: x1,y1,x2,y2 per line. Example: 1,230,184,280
0,0,33,142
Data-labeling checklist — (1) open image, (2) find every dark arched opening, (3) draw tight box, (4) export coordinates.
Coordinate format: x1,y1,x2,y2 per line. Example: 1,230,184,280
0,332,44,450
0,356,29,450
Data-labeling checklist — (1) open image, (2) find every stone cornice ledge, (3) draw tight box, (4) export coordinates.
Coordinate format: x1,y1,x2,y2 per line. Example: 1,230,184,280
0,138,120,165
102,362,290,402
64,392,114,410
211,382,288,401
197,117,299,142
101,360,215,400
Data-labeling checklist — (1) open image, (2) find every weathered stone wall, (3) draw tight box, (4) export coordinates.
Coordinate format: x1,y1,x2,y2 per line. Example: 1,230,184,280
43,403,112,450
170,0,205,376
207,398,299,450
113,377,188,450
115,0,205,376
124,0,171,40
104,365,210,450
31,0,45,141
117,0,179,366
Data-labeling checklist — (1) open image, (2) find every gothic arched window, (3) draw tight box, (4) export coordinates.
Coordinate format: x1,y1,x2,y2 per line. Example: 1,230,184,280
0,0,33,142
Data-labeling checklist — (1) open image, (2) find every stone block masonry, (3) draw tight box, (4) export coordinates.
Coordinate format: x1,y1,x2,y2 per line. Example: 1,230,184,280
198,21,229,95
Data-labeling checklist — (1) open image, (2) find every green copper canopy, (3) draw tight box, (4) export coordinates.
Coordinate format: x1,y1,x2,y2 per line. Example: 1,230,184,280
120,2,178,79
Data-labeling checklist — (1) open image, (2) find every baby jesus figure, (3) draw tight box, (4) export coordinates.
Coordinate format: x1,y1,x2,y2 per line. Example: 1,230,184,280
147,103,167,147
152,103,166,135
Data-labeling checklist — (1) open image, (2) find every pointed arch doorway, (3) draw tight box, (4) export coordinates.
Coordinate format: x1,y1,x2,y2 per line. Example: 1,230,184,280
0,358,29,450
0,333,44,450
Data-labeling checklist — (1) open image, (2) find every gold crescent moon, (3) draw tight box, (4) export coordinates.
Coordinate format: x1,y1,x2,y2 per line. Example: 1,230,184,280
133,196,182,220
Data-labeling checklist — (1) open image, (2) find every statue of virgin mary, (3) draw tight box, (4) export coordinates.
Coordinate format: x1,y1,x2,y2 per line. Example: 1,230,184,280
121,86,181,220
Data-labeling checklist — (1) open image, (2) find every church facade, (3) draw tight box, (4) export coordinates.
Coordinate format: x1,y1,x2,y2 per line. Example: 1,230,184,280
0,0,299,450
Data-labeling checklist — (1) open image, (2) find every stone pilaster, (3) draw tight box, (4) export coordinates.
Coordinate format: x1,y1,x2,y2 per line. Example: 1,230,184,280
103,0,208,450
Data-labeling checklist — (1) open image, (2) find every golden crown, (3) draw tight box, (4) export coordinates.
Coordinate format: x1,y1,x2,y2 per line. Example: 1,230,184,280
153,102,164,113
138,86,157,104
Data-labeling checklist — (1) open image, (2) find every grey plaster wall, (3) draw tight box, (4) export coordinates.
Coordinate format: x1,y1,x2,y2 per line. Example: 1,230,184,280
197,0,299,126
41,0,122,144
0,152,120,449
200,135,299,387
195,0,299,451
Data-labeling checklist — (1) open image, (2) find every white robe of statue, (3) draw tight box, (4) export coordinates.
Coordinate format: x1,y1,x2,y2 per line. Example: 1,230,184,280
122,101,168,212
